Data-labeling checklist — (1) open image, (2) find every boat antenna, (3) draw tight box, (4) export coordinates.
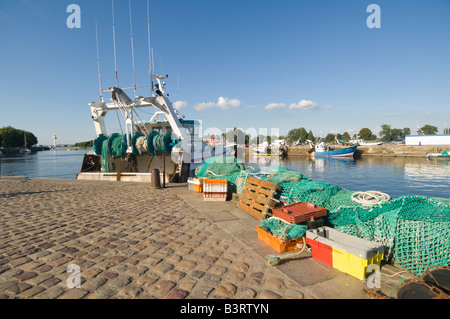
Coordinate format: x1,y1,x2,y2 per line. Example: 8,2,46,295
147,0,154,96
112,0,119,87
151,47,155,78
129,0,137,99
95,20,104,102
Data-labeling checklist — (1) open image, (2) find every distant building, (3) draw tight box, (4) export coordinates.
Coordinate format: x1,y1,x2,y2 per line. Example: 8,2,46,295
405,135,450,146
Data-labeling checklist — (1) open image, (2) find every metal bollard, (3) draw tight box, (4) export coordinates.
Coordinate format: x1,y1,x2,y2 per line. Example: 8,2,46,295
151,168,161,189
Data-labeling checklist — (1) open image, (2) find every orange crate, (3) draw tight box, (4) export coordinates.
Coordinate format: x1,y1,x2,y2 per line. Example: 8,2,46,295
203,178,227,184
193,178,203,193
256,225,306,253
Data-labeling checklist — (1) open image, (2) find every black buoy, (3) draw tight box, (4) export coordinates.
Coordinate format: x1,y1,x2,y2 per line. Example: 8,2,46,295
151,168,161,189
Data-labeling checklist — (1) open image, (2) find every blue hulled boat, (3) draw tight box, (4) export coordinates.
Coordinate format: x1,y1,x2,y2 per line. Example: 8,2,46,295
309,141,357,157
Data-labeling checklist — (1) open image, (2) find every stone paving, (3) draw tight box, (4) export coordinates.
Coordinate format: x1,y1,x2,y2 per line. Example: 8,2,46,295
0,177,308,299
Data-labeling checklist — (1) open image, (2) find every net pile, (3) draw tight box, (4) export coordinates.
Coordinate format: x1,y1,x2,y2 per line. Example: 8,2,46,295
94,132,177,173
260,217,308,240
194,159,450,276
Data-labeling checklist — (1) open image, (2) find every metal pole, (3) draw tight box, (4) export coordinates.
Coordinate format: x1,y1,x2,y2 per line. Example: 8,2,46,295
147,0,154,96
112,0,119,87
129,0,137,99
95,20,104,102
163,152,166,188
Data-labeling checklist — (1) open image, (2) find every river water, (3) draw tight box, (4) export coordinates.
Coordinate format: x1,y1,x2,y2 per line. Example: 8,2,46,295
1,149,449,199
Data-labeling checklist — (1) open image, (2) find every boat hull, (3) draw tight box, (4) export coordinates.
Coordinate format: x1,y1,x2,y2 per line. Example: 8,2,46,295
313,146,357,157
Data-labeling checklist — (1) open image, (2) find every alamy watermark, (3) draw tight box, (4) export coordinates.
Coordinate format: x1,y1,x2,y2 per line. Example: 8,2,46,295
366,264,381,288
367,4,381,29
66,4,81,29
66,264,81,288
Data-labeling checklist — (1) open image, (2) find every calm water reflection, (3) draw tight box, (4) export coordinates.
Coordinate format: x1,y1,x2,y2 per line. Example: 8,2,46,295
1,150,449,199
248,155,450,199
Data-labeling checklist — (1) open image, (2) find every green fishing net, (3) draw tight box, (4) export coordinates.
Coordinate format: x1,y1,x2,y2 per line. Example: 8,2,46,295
260,218,308,239
194,157,450,276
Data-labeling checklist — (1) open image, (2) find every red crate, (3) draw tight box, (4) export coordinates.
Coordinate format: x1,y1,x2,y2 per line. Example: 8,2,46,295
306,237,333,267
272,202,327,224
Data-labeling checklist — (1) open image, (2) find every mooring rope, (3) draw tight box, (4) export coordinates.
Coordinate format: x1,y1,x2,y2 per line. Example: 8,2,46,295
351,191,391,207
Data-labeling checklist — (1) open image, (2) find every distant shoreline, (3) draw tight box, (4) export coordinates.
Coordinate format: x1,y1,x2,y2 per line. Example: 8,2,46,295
285,144,450,158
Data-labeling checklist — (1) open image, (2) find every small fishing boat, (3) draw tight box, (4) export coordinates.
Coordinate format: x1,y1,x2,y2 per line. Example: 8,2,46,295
349,139,382,146
308,141,357,157
19,131,31,153
426,150,450,160
252,142,271,156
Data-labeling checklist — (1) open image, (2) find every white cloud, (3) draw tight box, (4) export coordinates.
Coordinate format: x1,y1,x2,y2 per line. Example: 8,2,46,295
173,100,188,110
194,97,242,111
289,100,332,111
265,103,286,110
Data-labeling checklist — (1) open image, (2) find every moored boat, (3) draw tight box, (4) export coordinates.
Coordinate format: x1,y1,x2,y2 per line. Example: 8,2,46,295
426,150,450,160
308,141,357,157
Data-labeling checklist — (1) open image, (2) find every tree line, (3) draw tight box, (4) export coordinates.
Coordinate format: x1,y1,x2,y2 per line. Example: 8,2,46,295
0,126,38,148
219,123,446,146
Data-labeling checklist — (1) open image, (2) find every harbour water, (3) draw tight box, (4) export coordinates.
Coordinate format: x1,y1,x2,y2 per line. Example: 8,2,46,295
1,149,449,199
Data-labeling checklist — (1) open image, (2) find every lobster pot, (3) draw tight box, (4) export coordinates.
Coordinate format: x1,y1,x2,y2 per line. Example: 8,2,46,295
203,179,228,201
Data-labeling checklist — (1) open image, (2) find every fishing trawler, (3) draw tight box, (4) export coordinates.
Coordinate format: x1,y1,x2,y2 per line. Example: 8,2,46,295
76,1,232,183
77,78,232,183
307,140,357,157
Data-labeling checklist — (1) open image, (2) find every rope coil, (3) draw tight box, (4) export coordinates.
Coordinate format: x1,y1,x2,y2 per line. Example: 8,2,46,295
351,191,391,207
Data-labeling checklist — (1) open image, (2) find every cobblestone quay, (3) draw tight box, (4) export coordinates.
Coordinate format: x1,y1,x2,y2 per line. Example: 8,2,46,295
0,177,306,299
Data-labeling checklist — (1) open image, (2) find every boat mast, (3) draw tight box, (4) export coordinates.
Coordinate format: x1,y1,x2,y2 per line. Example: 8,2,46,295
112,0,119,87
147,0,154,97
129,0,137,99
95,20,104,102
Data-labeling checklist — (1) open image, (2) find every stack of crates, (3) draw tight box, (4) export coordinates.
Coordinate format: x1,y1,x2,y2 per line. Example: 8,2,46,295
306,226,385,280
203,178,228,201
256,201,327,253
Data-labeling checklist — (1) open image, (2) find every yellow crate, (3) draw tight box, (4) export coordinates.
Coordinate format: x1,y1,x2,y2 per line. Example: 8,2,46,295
332,247,384,280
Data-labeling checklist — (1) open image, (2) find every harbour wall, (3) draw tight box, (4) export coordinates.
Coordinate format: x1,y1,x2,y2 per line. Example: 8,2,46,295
286,144,450,158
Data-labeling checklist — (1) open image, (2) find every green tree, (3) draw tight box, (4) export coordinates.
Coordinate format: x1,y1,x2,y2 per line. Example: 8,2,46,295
359,128,376,141
74,140,94,148
299,128,308,144
342,132,351,142
0,126,20,147
379,124,391,141
420,124,438,135
324,133,335,143
391,128,403,140
444,127,450,135
307,130,315,142
0,126,38,148
402,127,411,138
24,131,38,148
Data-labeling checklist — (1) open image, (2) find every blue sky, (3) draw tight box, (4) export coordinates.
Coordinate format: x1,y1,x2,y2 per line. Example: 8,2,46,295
1,0,449,145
